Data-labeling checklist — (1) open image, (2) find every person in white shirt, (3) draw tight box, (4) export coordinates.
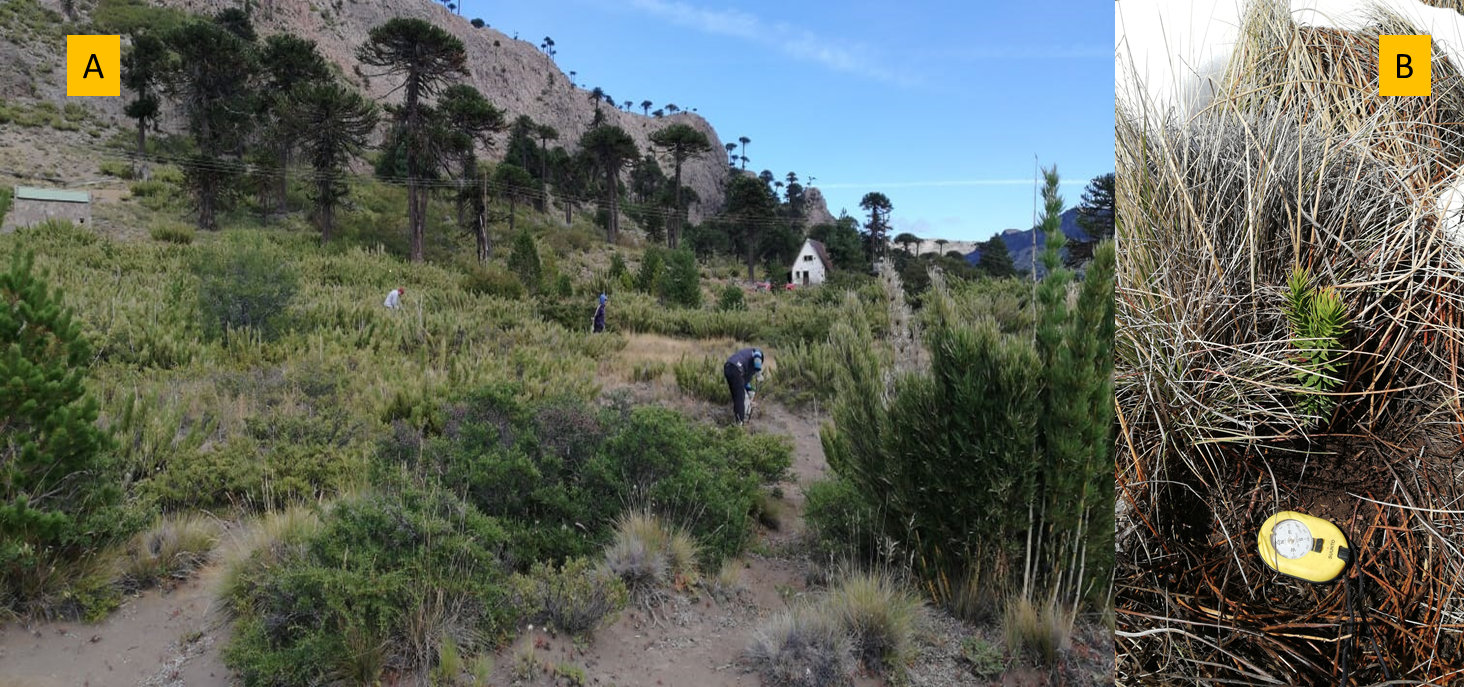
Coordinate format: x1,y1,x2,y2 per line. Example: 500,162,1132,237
384,286,404,309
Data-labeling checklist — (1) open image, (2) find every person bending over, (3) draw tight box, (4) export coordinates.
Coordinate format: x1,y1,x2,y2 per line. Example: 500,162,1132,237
723,347,765,425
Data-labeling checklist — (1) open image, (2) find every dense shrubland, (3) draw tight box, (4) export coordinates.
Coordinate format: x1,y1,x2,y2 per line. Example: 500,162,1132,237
803,171,1115,671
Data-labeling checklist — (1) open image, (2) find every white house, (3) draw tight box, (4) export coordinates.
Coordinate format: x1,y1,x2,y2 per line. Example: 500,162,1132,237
790,238,833,286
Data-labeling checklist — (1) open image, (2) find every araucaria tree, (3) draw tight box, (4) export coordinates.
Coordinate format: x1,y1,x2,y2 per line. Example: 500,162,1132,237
724,174,779,280
256,34,330,216
437,84,506,261
121,31,169,180
579,125,638,243
649,123,713,249
2,252,127,615
1069,172,1115,267
166,20,258,230
859,191,893,263
358,18,468,262
283,82,378,242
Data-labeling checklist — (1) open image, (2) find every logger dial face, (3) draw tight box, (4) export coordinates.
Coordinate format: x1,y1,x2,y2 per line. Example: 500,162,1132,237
1270,519,1313,559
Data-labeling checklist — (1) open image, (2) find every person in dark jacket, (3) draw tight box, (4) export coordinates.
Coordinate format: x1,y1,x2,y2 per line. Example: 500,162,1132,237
592,293,607,333
723,347,765,425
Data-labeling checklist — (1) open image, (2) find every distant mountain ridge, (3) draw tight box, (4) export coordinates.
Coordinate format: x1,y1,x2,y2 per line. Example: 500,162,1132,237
963,207,1090,273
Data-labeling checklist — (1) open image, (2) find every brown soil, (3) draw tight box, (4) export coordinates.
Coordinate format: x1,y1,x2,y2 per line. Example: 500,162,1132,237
0,566,231,687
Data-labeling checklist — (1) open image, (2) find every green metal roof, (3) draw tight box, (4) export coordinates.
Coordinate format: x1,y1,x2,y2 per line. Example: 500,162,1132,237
14,186,90,203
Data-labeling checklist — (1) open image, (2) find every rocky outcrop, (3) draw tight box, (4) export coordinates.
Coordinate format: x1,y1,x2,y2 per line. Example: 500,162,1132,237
802,187,836,227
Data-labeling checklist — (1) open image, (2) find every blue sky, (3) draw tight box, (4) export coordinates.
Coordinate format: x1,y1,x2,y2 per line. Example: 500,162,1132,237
462,0,1113,243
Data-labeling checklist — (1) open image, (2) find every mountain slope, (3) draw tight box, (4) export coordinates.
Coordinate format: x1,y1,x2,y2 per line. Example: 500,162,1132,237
964,207,1091,273
2,0,833,226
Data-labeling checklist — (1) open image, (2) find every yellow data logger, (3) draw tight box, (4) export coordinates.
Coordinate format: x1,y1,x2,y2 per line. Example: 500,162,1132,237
1257,511,1351,583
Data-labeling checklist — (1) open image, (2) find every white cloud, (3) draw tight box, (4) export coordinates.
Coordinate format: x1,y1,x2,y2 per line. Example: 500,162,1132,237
894,217,934,234
944,45,1113,61
625,0,912,85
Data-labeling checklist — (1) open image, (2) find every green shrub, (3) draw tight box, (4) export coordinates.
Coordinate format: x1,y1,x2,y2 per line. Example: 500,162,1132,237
463,262,526,300
0,186,10,224
149,221,195,244
223,489,518,685
609,252,628,278
129,179,181,212
768,339,839,408
661,248,701,308
142,404,366,511
718,283,746,311
400,388,789,568
820,262,1113,604
803,476,880,562
92,0,192,34
192,235,298,342
508,227,542,293
509,557,627,637
1,252,134,619
673,354,730,404
100,159,136,179
961,636,1005,679
129,180,168,197
630,360,666,383
635,246,665,293
555,273,574,298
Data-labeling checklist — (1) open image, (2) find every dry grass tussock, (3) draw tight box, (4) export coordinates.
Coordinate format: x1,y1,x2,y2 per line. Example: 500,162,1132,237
1118,1,1464,683
602,509,698,606
115,514,220,592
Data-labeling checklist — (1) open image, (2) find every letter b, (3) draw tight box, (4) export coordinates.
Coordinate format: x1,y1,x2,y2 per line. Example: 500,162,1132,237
1398,53,1413,79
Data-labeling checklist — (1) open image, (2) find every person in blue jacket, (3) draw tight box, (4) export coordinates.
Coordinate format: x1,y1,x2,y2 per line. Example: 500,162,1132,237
723,347,765,425
592,293,607,333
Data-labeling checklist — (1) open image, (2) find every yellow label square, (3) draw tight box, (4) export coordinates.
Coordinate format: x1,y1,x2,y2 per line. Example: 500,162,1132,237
67,35,120,96
1380,34,1430,96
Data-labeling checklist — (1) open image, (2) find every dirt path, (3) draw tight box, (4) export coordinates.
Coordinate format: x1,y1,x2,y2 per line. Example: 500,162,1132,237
0,566,231,687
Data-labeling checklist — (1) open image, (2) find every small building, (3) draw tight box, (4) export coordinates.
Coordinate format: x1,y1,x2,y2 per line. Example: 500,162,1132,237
790,238,833,286
2,186,92,232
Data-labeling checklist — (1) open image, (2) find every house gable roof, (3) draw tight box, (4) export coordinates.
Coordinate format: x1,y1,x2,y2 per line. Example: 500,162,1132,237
802,239,833,272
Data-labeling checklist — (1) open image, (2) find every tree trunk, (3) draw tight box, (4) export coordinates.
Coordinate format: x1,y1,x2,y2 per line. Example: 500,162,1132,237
319,183,334,243
604,163,618,243
476,172,491,261
200,174,216,230
411,185,426,262
276,143,290,217
135,121,149,180
565,198,572,225
508,193,516,234
405,76,424,262
670,158,683,249
746,229,755,281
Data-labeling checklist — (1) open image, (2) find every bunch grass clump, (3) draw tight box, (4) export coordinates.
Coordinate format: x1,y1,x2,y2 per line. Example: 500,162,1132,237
603,510,698,603
745,605,856,687
115,514,219,591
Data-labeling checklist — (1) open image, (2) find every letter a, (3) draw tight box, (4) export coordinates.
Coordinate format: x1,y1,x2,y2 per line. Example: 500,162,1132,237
1398,53,1413,79
83,53,104,79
